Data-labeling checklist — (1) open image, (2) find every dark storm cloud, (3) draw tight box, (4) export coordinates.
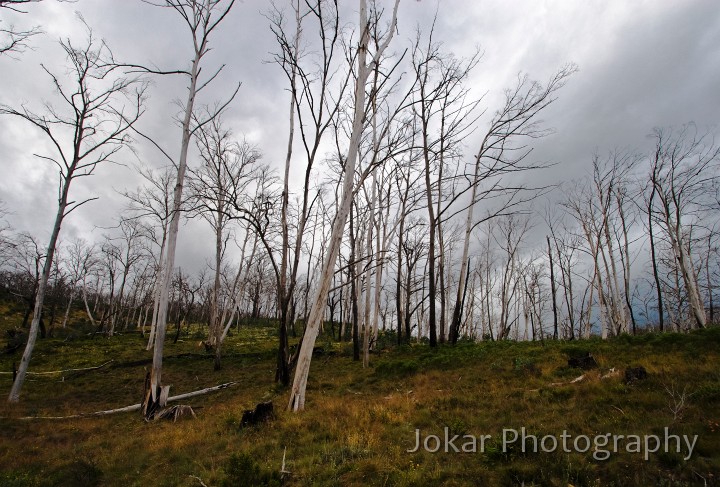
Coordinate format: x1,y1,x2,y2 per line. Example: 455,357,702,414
1,0,719,272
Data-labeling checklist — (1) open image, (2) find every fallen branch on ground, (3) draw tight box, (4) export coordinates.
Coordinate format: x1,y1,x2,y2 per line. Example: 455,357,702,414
0,360,114,376
521,374,587,393
549,374,586,386
189,475,209,487
14,381,238,419
0,360,114,379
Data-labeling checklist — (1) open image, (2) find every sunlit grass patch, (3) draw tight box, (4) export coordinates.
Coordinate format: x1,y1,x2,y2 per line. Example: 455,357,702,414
0,320,718,485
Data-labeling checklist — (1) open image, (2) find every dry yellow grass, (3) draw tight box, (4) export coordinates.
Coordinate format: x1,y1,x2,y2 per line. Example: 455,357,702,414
0,324,717,485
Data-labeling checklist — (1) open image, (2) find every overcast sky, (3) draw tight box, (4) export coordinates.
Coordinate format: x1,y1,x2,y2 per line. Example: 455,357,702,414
1,0,719,274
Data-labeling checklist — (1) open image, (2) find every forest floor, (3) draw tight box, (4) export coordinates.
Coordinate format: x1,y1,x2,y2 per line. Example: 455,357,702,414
0,307,718,486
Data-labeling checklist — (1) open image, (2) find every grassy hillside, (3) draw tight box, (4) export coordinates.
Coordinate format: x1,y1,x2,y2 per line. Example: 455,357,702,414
0,314,718,486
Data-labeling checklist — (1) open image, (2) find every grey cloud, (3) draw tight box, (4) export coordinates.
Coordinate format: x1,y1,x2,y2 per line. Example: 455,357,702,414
1,0,719,273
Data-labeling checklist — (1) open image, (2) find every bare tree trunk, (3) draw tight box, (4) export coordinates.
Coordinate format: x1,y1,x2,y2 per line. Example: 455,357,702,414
350,205,360,361
288,0,400,411
4,28,144,401
602,208,626,334
596,267,609,340
671,228,706,328
147,236,166,350
9,198,66,402
449,167,478,343
707,235,715,324
647,189,665,331
82,278,96,328
362,176,376,368
396,228,404,344
151,43,201,405
615,190,636,334
547,236,559,340
61,290,74,328
421,118,438,347
275,0,300,387
372,178,388,344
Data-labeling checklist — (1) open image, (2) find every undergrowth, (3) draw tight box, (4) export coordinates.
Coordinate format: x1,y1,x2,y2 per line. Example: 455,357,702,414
0,310,718,486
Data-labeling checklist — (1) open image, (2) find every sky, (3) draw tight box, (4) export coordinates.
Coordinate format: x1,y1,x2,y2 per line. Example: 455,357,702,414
1,0,719,275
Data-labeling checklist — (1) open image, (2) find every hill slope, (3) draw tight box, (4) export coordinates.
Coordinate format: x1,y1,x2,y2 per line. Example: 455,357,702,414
0,322,718,486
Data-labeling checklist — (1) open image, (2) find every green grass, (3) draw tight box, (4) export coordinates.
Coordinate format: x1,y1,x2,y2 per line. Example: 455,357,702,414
0,312,718,486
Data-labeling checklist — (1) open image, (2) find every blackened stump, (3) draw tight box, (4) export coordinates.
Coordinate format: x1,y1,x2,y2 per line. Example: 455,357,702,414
568,352,598,370
624,366,648,383
241,401,274,427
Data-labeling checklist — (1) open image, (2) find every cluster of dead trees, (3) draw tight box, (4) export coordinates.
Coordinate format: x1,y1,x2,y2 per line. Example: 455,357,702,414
1,0,718,410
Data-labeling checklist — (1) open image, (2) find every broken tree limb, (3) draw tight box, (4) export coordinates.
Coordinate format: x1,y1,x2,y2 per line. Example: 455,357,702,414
549,374,586,387
154,404,196,422
163,381,237,402
0,360,114,376
189,475,209,487
15,381,238,420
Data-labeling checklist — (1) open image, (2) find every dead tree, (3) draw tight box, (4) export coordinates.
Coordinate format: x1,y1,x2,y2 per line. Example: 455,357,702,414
448,65,576,344
188,115,258,369
266,0,353,386
287,0,401,412
135,0,239,414
2,22,146,402
121,165,174,348
410,20,481,346
649,125,719,329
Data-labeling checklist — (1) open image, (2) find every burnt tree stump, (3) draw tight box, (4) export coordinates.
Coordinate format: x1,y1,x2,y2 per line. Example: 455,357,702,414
241,401,274,427
568,352,598,370
624,366,648,383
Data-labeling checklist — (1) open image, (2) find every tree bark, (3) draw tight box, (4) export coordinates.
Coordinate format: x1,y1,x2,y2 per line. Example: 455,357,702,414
9,194,67,402
151,40,202,403
287,0,400,411
547,236,559,340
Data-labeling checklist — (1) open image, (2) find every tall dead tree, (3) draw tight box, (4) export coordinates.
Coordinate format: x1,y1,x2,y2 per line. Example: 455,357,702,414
189,116,258,369
136,0,238,415
448,66,575,344
267,0,351,386
2,24,146,402
288,0,401,412
649,125,719,329
410,21,481,346
547,235,559,339
644,176,665,330
494,215,530,339
121,165,173,347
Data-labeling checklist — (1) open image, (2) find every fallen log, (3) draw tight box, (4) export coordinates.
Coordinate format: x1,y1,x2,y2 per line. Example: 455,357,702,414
16,381,238,420
0,360,114,376
162,381,237,402
546,374,586,387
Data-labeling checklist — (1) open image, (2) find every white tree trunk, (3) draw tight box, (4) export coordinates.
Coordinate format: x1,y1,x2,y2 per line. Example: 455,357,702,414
151,46,202,401
288,0,400,411
668,223,706,328
146,236,166,350
9,193,67,402
61,290,74,328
